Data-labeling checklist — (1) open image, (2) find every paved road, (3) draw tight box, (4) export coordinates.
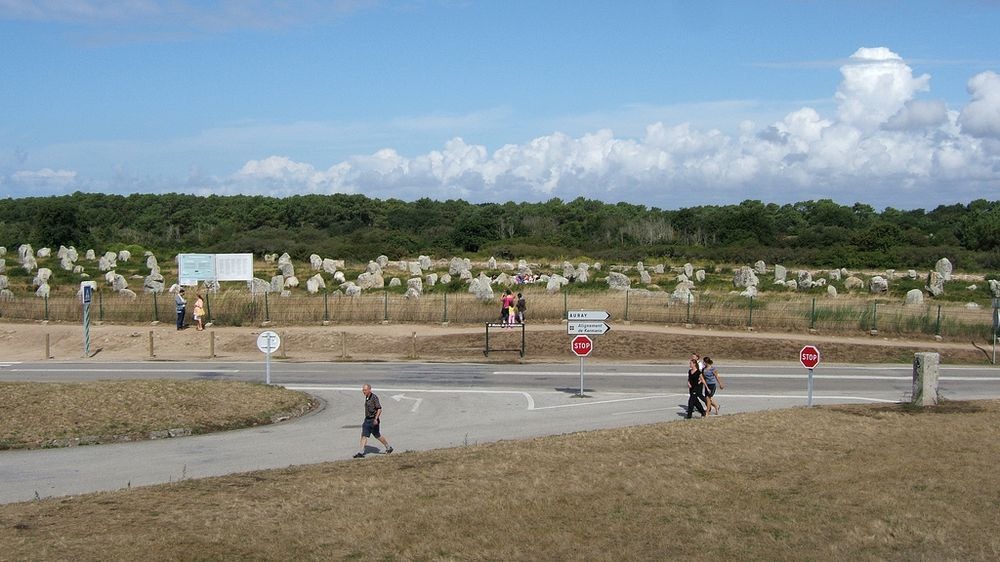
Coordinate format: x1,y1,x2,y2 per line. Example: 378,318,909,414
2,360,999,504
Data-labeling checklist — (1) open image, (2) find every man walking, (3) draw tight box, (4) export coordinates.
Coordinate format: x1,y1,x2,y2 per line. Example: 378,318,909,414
354,383,393,458
174,288,187,330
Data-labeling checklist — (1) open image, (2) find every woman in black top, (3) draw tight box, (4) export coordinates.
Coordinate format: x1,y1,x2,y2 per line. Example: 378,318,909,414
686,357,707,418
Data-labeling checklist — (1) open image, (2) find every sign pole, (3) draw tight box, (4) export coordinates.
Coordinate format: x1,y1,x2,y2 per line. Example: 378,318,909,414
82,302,90,357
579,356,585,397
807,368,814,407
266,345,271,385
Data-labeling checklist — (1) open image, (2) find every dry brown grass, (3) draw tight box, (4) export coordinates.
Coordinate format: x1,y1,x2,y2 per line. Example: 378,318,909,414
0,381,316,449
2,400,998,561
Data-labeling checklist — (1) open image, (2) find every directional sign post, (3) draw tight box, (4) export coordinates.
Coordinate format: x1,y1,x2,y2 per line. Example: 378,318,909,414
571,334,593,397
800,344,821,406
567,310,610,321
567,321,611,335
257,330,281,384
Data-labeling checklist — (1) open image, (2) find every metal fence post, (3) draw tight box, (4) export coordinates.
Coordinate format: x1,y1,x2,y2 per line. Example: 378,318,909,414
264,291,270,322
935,304,942,336
810,297,816,330
205,292,212,325
686,293,692,324
563,289,568,320
872,300,879,332
747,295,754,329
624,289,630,321
443,292,449,323
323,291,329,322
383,289,388,322
99,290,104,322
152,292,158,322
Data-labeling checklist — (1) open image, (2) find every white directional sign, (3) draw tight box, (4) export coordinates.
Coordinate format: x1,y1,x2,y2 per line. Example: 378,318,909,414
567,310,610,321
567,321,612,335
257,331,281,353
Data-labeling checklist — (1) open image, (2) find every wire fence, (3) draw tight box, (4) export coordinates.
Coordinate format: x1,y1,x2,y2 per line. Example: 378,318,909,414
1,288,996,340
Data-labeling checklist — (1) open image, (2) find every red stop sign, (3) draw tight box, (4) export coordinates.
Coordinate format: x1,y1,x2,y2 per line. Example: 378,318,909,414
799,345,820,369
571,335,593,357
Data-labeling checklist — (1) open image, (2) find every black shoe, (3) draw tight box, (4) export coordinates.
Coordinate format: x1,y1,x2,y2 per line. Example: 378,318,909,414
385,447,393,454
353,452,365,458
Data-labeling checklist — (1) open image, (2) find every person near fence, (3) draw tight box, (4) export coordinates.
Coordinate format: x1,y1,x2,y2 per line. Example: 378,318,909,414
685,356,707,418
193,293,205,331
500,289,515,325
174,288,187,330
516,292,526,324
354,383,393,458
702,356,725,414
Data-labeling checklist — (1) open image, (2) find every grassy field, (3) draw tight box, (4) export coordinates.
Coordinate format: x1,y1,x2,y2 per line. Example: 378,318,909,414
1,400,998,561
0,380,316,449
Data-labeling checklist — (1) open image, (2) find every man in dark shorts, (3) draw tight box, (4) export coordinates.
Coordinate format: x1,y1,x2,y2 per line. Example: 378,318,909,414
354,383,393,458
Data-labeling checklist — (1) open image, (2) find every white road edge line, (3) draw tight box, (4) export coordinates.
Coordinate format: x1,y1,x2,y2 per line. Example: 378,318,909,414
491,371,1000,381
8,369,242,373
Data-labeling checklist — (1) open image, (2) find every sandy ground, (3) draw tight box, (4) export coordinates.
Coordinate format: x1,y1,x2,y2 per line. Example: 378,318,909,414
0,318,992,365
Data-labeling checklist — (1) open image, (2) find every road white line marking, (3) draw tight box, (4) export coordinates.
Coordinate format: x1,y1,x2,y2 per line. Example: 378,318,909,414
8,369,241,373
716,393,899,403
530,394,679,411
391,394,423,413
283,385,537,410
491,371,1000,382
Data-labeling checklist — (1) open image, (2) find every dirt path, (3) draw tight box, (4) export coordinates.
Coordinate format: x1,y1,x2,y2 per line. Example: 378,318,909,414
1,319,992,365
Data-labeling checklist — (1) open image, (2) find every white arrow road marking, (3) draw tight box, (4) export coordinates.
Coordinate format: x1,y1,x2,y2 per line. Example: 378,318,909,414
283,386,537,411
391,393,424,412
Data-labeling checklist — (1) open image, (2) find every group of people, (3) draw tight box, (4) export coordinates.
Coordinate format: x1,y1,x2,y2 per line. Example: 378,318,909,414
173,288,206,331
500,289,526,325
685,353,726,418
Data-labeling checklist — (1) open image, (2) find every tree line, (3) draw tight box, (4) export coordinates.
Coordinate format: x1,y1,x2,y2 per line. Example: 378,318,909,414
1,192,998,270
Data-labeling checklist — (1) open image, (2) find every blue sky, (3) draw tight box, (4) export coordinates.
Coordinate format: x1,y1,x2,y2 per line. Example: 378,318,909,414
2,0,999,208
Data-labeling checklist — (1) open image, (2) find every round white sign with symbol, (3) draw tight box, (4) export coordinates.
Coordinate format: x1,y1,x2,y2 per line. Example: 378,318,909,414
256,331,281,353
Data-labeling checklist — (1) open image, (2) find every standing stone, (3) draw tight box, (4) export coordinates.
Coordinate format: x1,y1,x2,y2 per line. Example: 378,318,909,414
774,265,788,283
640,270,652,285
318,259,336,274
18,244,34,262
0,259,5,274
407,277,423,295
828,269,842,282
925,271,945,296
907,269,917,279
249,278,271,294
439,273,452,284
733,266,759,288
35,283,51,298
283,276,300,288
468,275,494,301
576,268,589,283
653,264,664,274
546,275,568,294
904,288,924,305
112,274,128,292
85,249,96,260
676,274,689,283
333,271,346,284
306,274,326,294
989,279,1000,298
22,254,37,273
309,254,323,270
869,275,888,294
404,287,421,299
684,263,694,278
827,285,838,298
270,275,284,292
740,286,758,298
797,271,813,289
935,258,953,281
0,275,7,290
426,273,438,286
376,255,389,268
278,262,295,277
357,272,384,290
813,278,827,287
459,270,473,281
885,269,895,280
408,261,422,276
606,271,631,291
754,260,766,274
449,257,470,276
495,272,512,286
37,247,52,258
0,247,5,257
672,281,695,303
419,255,432,270
389,277,402,287
343,283,362,297
117,250,131,262
844,276,865,291
487,256,497,270
785,280,798,291
144,273,165,294
695,270,706,282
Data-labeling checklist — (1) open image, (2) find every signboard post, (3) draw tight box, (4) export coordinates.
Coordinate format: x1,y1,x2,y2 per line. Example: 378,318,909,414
81,282,95,358
799,345,821,406
257,330,281,384
992,299,999,365
572,334,593,397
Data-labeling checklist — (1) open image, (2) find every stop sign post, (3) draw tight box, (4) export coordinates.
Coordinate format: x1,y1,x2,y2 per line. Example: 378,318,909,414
571,335,593,397
800,345,821,406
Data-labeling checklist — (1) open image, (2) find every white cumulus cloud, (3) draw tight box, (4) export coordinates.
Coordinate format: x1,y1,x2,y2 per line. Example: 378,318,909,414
959,71,1000,139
